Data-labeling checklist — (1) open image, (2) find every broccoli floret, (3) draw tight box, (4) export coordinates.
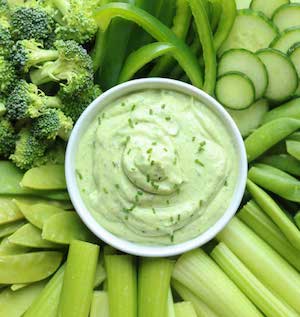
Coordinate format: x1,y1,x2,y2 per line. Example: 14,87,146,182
0,117,16,158
6,80,61,120
49,0,99,44
0,56,16,94
12,39,59,73
32,108,73,140
0,25,13,57
10,5,55,46
30,40,94,97
10,127,47,170
0,95,6,116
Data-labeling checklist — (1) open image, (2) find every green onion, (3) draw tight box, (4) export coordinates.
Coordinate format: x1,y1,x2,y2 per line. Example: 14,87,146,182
90,291,109,317
211,242,299,317
174,302,198,317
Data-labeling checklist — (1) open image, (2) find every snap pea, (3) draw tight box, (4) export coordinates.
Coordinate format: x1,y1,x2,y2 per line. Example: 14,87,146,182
247,179,300,250
263,98,300,123
21,165,66,190
9,223,61,249
210,0,222,32
260,154,300,176
11,283,30,291
245,118,300,162
296,213,300,230
248,164,300,203
42,212,96,244
0,236,30,255
0,219,27,238
0,251,63,284
286,140,300,160
14,200,66,229
94,3,203,88
288,132,300,142
91,29,108,73
0,198,24,225
0,280,46,317
119,42,176,83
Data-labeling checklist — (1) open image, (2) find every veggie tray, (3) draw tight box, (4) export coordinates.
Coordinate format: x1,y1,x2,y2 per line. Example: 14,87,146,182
0,0,300,316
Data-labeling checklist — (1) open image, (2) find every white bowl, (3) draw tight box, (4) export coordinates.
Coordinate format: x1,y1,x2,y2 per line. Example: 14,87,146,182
65,78,247,257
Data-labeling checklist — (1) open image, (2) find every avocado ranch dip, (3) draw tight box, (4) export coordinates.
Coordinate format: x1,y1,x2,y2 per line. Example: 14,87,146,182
76,89,239,245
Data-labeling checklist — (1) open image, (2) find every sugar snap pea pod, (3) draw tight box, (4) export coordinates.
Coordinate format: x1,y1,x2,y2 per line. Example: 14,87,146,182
0,198,24,225
0,236,30,255
0,280,46,317
119,42,176,83
94,3,203,88
248,164,300,202
24,263,65,317
0,251,63,284
11,283,30,291
260,154,300,176
210,0,222,32
286,140,300,160
42,212,96,244
58,240,100,317
188,0,216,95
288,132,300,142
9,223,61,249
14,200,66,229
149,0,192,77
214,0,236,52
21,165,66,190
295,213,300,230
0,219,26,238
91,29,107,73
263,98,300,123
245,118,300,162
247,179,300,250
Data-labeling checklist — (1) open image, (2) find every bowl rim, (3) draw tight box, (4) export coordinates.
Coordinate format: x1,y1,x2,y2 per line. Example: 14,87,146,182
65,78,247,257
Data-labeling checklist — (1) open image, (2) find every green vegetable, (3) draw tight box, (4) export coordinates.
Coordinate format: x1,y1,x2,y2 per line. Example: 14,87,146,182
263,98,300,123
167,288,176,317
211,242,299,317
172,248,262,317
260,154,300,176
0,251,63,284
90,291,109,317
94,261,106,289
0,219,26,238
174,302,197,317
11,283,29,291
217,217,300,313
105,254,137,317
58,240,99,317
0,198,24,225
286,140,300,160
0,55,17,94
42,212,96,244
138,258,174,317
0,118,16,159
0,236,30,255
295,212,300,229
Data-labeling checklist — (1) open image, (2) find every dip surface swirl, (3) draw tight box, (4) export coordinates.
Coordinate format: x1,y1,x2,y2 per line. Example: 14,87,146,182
76,89,239,245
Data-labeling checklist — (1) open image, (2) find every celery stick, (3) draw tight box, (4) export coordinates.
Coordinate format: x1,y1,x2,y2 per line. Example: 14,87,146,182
58,240,99,317
138,258,173,317
167,288,176,317
211,243,299,317
174,302,198,317
238,200,300,271
172,249,263,317
172,280,218,317
247,179,300,250
295,212,300,229
105,255,137,317
0,280,46,317
217,217,300,313
90,291,109,317
94,261,106,289
24,264,65,317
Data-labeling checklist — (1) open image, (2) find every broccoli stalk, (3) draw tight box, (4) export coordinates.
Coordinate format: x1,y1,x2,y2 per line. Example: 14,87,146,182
0,118,16,158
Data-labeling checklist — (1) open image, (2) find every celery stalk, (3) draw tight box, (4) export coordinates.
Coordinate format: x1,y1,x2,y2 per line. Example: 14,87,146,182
105,255,137,317
90,291,109,317
94,261,106,289
211,242,299,317
172,249,263,317
217,217,300,313
167,288,176,317
57,240,99,317
172,280,218,317
238,200,300,271
174,302,198,317
138,258,174,317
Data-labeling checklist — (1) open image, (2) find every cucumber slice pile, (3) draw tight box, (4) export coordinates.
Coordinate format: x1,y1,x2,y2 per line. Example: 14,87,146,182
272,4,300,32
250,0,290,19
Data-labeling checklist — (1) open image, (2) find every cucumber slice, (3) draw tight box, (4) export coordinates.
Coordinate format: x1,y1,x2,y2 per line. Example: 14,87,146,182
250,0,290,19
218,49,268,99
256,48,298,102
227,99,269,137
215,72,255,110
288,42,300,77
235,0,252,10
219,9,278,56
271,26,300,53
273,4,300,32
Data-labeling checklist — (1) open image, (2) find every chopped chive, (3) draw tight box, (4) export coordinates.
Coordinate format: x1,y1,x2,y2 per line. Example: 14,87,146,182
121,102,125,107
128,118,134,128
173,157,177,165
127,149,132,155
75,169,83,180
151,181,159,190
195,159,204,167
192,136,196,142
147,148,153,154
170,234,174,242
131,104,136,111
149,109,153,115
156,227,159,231
161,104,166,109
125,215,129,220
102,112,106,119
152,208,156,214
224,180,228,187
163,148,168,152
165,117,171,121
170,216,174,222
103,188,109,194
166,200,170,205
112,161,117,168
146,175,150,183
135,195,139,202
115,184,120,189
97,118,101,125
199,200,203,207
152,142,157,146
124,205,136,213
126,136,131,143
198,141,206,152
151,160,155,166
177,214,181,221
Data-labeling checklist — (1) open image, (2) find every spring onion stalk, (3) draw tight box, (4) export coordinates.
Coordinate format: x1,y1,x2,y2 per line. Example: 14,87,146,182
167,288,176,317
105,255,137,317
24,264,65,317
247,179,300,250
238,200,300,271
174,302,198,317
295,212,300,229
94,3,203,88
217,217,300,313
172,280,218,317
172,249,262,317
90,291,109,317
211,242,299,317
138,258,174,317
57,240,99,317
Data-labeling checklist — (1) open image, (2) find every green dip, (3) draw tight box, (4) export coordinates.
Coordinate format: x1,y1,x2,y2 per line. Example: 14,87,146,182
76,89,238,245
